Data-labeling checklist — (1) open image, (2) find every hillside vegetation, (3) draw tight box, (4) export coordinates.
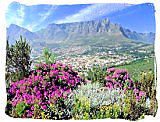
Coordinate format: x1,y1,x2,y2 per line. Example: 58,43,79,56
115,58,154,81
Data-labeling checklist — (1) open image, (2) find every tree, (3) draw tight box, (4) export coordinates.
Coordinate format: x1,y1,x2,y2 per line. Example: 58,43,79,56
37,47,56,65
6,36,32,84
6,37,11,73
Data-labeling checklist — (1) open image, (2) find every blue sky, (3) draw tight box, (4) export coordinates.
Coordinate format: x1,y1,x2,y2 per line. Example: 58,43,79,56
5,2,155,32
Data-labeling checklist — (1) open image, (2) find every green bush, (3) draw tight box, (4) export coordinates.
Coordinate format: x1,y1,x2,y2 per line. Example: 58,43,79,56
12,101,29,118
139,71,156,98
6,36,32,84
65,82,124,119
65,82,124,108
121,90,146,121
86,67,106,84
37,47,56,65
138,71,158,116
96,103,121,119
72,96,91,120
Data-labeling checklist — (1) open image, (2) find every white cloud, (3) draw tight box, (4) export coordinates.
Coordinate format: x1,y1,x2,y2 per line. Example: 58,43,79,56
6,3,57,31
6,5,25,27
25,24,33,31
17,5,25,22
55,3,132,24
38,6,57,22
25,6,57,31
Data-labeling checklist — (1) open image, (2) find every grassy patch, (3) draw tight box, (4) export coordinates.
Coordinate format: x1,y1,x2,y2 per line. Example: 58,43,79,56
115,58,155,81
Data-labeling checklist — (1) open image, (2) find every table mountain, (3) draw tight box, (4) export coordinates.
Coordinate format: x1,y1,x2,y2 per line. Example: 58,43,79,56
7,18,155,47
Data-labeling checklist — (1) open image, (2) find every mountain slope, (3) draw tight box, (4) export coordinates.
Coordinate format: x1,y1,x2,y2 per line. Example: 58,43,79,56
120,27,155,44
35,19,130,46
7,24,38,44
7,18,155,47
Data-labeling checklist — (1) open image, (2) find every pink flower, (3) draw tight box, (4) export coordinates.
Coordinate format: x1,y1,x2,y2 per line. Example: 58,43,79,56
35,64,40,67
55,90,62,97
136,95,140,101
26,99,32,104
107,68,116,73
123,88,127,92
139,91,145,97
123,74,129,80
12,101,18,107
34,86,38,92
35,76,39,81
48,100,51,104
133,88,139,94
106,82,113,89
27,111,33,117
16,90,20,95
36,70,42,73
42,105,47,109
51,92,55,98
112,72,120,79
31,106,34,110
44,91,47,96
8,62,85,111
105,76,111,81
66,88,71,94
38,101,42,105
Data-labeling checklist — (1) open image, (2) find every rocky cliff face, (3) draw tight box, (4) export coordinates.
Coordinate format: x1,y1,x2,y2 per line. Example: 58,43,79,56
120,27,155,44
7,18,155,46
35,18,122,42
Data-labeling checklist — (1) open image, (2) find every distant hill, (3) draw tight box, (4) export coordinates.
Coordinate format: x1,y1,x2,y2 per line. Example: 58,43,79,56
7,24,38,44
120,27,155,44
7,18,155,47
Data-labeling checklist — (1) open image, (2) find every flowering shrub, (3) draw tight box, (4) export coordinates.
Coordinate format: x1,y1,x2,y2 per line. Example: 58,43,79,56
6,64,157,120
104,68,155,120
5,39,157,120
7,62,85,119
121,90,147,121
105,68,145,101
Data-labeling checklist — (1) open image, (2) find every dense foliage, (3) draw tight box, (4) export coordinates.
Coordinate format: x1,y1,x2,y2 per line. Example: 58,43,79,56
6,36,32,85
37,48,56,65
105,68,145,101
115,58,154,81
5,37,158,120
64,82,125,119
138,71,158,116
85,67,106,84
6,63,85,119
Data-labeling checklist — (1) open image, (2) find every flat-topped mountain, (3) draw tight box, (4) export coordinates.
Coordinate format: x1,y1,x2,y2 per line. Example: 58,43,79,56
7,18,155,47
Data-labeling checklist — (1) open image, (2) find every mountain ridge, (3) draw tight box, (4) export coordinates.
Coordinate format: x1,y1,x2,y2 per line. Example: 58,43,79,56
7,18,155,46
